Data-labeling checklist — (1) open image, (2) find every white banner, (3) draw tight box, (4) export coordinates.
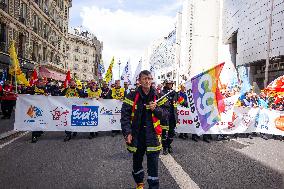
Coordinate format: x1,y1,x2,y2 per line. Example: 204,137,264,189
176,95,284,136
14,95,122,132
14,95,284,136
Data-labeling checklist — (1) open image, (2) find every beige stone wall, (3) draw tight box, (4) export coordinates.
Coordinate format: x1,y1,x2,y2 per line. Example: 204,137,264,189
67,33,102,81
0,0,72,72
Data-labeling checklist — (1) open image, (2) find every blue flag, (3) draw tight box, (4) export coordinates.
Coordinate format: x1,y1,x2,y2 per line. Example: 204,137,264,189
0,70,7,86
238,66,251,94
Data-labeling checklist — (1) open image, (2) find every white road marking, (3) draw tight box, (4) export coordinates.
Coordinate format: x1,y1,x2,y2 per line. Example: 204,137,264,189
160,154,200,189
0,131,29,149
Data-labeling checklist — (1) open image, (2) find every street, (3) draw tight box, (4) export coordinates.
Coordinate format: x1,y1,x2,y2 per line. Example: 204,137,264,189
0,117,283,189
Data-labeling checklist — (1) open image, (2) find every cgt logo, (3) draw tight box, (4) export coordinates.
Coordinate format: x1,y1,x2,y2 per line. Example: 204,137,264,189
275,116,284,131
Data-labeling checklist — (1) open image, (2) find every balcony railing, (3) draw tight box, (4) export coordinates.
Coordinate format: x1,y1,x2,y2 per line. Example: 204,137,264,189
33,27,38,33
0,1,8,12
0,41,8,53
19,17,26,25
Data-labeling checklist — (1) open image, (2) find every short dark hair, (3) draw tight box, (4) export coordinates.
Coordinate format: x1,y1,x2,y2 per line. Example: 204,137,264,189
139,70,151,79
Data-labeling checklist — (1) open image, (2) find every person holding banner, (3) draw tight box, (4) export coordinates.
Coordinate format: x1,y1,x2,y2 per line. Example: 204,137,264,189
86,80,101,139
121,70,169,189
30,78,48,143
161,80,178,154
1,80,16,120
111,80,125,137
61,79,85,142
100,81,112,99
178,84,189,140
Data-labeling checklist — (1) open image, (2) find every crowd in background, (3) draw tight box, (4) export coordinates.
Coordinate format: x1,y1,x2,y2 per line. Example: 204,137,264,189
0,76,283,143
220,85,284,111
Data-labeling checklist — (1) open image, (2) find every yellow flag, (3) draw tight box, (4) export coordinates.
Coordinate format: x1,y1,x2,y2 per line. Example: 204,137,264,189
8,41,29,86
104,57,114,84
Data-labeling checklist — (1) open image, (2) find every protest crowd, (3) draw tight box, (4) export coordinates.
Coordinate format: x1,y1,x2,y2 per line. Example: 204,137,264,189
1,72,284,144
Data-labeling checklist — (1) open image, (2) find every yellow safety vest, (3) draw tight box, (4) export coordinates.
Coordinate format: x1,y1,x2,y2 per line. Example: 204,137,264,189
87,88,102,98
34,86,45,95
111,88,125,100
65,88,79,98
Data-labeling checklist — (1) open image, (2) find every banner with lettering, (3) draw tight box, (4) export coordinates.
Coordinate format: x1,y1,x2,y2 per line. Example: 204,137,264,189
14,95,122,132
14,95,284,136
176,95,284,136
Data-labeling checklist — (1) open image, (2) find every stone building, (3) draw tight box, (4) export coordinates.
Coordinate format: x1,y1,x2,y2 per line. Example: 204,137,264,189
67,27,103,81
0,0,72,81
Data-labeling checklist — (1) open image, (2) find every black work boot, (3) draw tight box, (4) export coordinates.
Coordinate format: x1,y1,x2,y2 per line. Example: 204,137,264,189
168,146,173,154
163,147,168,155
64,135,71,142
31,136,38,143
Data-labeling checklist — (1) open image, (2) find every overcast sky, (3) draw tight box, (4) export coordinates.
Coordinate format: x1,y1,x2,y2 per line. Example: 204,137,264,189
69,0,183,79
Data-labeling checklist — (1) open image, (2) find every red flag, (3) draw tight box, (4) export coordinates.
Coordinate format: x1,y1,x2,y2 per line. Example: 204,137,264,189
216,63,226,113
64,71,71,88
216,85,225,113
29,69,38,86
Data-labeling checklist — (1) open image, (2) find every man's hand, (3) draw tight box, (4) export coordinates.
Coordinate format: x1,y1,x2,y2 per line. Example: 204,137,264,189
149,101,157,111
125,134,132,144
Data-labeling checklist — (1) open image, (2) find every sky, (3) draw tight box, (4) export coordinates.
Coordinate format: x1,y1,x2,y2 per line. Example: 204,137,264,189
69,0,183,80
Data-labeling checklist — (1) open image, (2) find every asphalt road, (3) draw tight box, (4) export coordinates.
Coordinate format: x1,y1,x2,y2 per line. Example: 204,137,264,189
0,117,283,189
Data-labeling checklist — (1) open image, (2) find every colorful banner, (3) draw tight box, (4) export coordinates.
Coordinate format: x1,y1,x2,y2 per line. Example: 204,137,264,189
14,95,284,136
176,95,284,136
14,95,122,132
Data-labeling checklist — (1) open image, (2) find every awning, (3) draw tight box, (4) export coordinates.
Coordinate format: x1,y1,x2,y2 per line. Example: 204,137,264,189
39,67,66,81
0,53,10,65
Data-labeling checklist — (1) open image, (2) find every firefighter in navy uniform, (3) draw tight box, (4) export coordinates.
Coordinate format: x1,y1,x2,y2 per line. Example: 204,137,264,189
61,79,85,142
161,80,178,155
30,78,48,143
121,70,169,189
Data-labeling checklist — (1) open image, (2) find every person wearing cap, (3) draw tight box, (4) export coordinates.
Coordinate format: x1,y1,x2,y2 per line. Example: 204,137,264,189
111,80,125,100
110,80,125,136
86,80,101,139
61,79,85,142
161,79,178,155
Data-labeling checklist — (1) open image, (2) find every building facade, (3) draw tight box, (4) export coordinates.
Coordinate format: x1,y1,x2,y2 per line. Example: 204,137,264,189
146,29,177,84
0,0,72,81
223,0,284,90
179,0,220,79
67,27,103,81
146,0,220,85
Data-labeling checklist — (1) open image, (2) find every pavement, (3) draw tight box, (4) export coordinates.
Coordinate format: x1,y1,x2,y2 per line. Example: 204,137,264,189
0,115,284,189
0,112,15,137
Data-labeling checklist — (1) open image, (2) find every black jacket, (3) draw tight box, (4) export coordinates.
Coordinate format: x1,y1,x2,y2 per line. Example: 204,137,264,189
121,86,169,153
162,87,179,124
